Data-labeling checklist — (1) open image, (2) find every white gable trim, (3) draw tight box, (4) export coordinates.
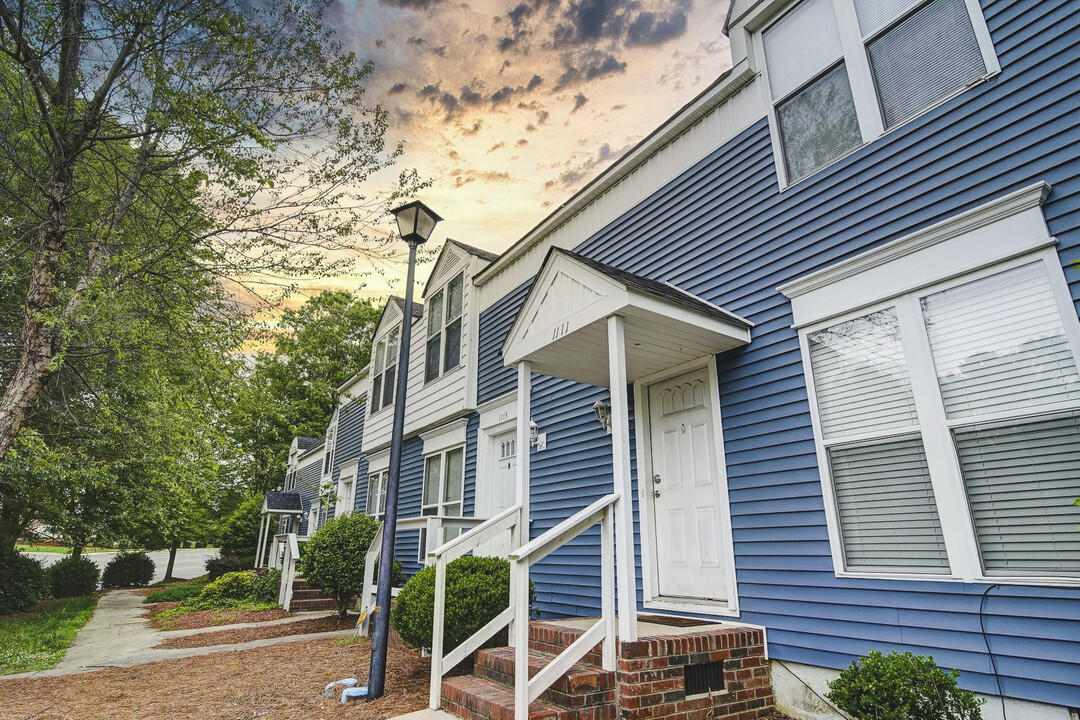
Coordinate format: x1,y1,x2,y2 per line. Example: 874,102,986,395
779,182,1055,327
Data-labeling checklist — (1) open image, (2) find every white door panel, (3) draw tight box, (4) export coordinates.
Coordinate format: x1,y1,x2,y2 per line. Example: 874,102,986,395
648,367,728,601
475,430,517,557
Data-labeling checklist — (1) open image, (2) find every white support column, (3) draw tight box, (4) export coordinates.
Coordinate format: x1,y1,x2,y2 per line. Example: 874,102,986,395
255,514,269,568
607,314,638,642
509,360,532,649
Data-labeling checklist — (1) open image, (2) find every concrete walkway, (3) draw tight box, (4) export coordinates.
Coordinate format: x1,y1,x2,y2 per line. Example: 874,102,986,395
2,590,356,680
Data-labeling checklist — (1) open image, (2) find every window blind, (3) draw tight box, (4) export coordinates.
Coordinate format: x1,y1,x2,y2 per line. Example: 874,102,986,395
853,0,916,35
867,0,985,128
921,262,1080,420
777,63,862,181
764,0,843,100
956,413,1080,576
830,437,950,571
809,308,920,439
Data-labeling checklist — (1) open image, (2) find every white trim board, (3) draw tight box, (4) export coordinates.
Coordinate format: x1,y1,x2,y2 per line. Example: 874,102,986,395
632,354,741,618
779,182,1055,327
421,418,469,455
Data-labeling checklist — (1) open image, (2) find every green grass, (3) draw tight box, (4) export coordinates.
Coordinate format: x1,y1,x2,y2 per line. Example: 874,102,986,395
0,596,99,675
16,544,116,554
144,582,206,604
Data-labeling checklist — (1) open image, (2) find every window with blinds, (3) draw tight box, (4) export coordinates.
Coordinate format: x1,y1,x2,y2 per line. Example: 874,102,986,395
759,0,994,184
804,259,1080,581
809,308,949,572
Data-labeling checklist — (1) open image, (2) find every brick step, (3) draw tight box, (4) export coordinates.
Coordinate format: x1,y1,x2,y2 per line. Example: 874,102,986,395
528,622,603,667
290,598,336,611
292,578,308,590
442,675,571,720
475,648,614,709
291,588,325,601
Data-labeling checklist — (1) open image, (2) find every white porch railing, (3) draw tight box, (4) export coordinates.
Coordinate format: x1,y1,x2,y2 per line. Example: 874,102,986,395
357,515,487,636
427,504,524,710
425,495,618,720
270,533,308,610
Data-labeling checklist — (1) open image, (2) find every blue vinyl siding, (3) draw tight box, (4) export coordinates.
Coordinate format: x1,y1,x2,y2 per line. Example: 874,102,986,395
474,0,1080,707
331,395,369,513
296,460,322,536
394,435,425,577
464,413,480,517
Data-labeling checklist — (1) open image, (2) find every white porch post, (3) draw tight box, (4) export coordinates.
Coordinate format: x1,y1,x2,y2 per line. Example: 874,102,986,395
509,360,532,650
255,514,269,568
607,314,637,642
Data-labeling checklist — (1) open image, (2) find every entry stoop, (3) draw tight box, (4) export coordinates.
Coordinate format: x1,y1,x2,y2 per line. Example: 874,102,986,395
440,618,774,720
287,578,337,612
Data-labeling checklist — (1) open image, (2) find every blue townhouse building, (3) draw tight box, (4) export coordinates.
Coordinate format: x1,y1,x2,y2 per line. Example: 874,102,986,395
260,1,1080,718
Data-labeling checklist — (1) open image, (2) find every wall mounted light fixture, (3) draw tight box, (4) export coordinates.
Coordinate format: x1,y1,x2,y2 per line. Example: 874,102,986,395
592,398,612,434
530,418,547,450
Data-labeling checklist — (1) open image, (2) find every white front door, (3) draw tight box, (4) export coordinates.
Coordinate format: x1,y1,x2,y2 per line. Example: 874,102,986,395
647,367,729,601
475,429,518,557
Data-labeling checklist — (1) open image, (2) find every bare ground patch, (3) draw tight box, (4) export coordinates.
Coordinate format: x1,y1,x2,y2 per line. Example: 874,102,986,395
156,614,356,649
0,638,428,720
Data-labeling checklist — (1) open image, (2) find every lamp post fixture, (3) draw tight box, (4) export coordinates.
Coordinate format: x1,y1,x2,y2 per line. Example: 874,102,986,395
367,200,442,701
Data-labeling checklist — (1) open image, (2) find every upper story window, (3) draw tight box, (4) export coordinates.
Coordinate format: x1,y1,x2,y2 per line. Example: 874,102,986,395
425,273,464,383
323,416,337,477
371,326,400,414
760,0,997,184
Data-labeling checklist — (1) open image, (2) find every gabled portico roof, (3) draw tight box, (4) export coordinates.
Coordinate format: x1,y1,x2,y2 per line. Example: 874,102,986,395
503,249,753,387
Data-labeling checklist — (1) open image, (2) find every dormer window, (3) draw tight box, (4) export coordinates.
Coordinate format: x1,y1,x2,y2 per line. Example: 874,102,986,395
425,273,464,383
371,325,400,413
759,0,997,184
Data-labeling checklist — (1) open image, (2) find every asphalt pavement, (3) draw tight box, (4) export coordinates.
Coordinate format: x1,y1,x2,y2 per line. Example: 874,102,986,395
26,548,218,583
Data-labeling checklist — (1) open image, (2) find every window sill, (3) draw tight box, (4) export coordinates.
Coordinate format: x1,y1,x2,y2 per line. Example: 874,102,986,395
835,569,1080,588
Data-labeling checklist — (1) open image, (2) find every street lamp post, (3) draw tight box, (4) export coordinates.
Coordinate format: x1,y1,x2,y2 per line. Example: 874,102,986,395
367,200,443,701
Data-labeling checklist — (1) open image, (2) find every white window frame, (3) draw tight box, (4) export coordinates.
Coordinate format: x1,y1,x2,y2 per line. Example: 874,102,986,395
370,325,401,416
307,497,321,536
366,469,388,520
752,0,1000,189
323,410,338,479
781,183,1080,587
424,272,465,385
335,461,358,518
418,444,466,562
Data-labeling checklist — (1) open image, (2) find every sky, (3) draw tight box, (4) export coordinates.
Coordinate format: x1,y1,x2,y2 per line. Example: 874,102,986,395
300,0,735,304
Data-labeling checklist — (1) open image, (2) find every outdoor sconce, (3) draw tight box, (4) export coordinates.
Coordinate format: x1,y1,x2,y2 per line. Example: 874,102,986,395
592,398,612,434
530,418,547,451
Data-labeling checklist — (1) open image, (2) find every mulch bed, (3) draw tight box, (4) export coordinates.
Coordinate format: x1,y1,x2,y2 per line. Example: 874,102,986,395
156,614,356,649
143,602,292,631
0,638,428,720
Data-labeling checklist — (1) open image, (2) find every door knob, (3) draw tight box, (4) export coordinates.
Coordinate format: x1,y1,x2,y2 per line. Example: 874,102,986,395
653,474,662,484
652,489,661,498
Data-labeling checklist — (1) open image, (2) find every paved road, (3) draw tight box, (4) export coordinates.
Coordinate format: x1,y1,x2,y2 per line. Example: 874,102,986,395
26,548,218,583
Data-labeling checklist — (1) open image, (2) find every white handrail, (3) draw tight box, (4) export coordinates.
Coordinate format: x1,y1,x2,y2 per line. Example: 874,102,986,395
512,494,618,720
357,523,384,636
428,505,523,710
277,533,302,609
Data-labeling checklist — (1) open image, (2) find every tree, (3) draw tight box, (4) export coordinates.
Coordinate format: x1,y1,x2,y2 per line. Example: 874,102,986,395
0,0,424,462
227,290,382,494
297,512,380,617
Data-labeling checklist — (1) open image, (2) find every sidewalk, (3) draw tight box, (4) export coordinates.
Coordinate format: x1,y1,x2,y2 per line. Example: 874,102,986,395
2,589,355,679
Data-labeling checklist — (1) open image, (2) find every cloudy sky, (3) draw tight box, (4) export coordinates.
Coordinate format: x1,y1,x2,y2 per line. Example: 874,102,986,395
313,0,735,301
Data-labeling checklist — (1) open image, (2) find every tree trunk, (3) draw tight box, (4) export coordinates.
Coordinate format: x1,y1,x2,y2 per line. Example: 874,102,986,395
165,541,179,580
71,544,83,559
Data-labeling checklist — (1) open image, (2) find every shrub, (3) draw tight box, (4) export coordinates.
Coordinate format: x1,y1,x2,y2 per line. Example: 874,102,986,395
248,569,282,604
204,554,242,580
46,555,100,598
392,556,534,652
297,513,380,617
144,584,204,604
0,549,48,614
200,571,255,602
826,651,984,720
101,551,155,589
219,497,262,556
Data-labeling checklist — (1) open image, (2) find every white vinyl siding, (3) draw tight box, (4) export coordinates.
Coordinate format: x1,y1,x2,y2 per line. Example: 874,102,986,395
803,259,1080,582
757,0,997,186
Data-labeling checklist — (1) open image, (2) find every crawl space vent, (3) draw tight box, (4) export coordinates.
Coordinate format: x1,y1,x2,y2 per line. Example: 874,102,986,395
683,660,726,696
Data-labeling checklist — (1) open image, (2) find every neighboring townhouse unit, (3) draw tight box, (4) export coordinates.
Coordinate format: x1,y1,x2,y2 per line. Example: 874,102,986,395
263,1,1080,717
